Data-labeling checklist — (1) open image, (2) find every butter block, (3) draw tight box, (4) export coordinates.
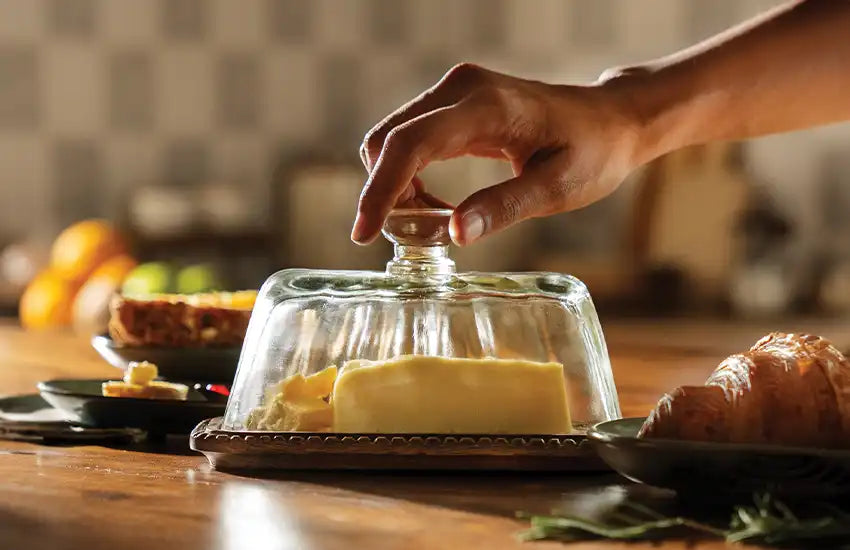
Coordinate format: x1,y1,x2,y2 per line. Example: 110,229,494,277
247,365,338,431
332,355,571,434
123,361,158,386
252,395,333,431
302,365,338,397
280,366,338,401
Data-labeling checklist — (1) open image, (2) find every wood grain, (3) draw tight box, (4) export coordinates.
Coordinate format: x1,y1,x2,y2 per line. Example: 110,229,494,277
1,320,840,549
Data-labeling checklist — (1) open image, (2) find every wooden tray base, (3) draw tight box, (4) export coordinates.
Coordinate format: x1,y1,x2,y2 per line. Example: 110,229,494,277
190,417,609,472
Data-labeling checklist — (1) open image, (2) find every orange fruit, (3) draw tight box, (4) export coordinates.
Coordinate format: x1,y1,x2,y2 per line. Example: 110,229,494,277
50,220,127,284
88,254,137,282
71,255,138,335
19,269,79,330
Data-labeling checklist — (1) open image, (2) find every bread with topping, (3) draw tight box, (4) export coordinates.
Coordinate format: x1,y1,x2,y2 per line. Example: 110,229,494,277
108,291,256,348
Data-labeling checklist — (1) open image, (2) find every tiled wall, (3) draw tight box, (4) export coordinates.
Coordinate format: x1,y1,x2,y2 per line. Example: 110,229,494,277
0,0,846,248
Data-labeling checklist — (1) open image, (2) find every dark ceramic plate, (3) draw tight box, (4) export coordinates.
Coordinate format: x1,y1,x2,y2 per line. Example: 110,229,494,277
589,417,850,498
91,334,241,384
0,393,141,442
37,379,225,435
0,393,55,417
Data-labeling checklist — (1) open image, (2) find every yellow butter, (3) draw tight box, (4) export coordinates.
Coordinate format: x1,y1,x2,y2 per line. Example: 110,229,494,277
248,365,338,431
123,361,158,386
289,366,338,400
332,355,571,434
253,396,333,431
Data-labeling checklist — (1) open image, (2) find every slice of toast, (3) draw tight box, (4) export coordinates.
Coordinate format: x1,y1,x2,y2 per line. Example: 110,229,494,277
102,380,188,400
102,361,189,400
108,291,255,348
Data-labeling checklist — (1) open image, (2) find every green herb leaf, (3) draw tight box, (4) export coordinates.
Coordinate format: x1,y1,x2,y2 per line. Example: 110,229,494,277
518,492,850,547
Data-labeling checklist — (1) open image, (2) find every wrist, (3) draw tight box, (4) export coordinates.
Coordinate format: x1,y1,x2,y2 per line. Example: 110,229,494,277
596,63,712,166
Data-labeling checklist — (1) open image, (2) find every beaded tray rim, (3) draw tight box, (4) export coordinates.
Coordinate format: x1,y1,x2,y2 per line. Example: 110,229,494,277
190,417,609,472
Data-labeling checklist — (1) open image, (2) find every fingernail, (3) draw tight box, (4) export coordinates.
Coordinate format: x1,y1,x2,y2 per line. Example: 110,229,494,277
460,211,485,243
351,215,366,243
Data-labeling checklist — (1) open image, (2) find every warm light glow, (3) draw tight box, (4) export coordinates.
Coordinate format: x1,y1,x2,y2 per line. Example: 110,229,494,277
217,483,304,550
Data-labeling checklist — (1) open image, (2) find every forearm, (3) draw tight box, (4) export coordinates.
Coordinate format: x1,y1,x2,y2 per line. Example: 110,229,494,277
603,0,850,165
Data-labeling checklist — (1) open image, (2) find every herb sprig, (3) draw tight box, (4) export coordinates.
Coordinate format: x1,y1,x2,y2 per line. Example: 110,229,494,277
519,493,850,547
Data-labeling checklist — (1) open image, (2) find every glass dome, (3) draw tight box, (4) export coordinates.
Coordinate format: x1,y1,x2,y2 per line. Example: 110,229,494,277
223,208,620,435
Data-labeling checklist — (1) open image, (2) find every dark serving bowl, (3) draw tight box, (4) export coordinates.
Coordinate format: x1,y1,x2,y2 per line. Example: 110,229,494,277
38,379,225,435
589,417,850,499
91,334,241,384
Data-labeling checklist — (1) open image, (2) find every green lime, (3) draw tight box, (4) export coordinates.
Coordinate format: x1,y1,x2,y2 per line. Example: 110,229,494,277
121,262,175,296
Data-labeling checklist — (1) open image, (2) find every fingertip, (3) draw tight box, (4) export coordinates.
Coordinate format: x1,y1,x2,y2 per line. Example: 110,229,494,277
350,214,370,245
351,230,378,246
449,208,486,246
353,209,390,245
448,214,463,246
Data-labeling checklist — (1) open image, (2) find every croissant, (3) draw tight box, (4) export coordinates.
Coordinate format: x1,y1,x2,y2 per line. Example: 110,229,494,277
638,332,850,448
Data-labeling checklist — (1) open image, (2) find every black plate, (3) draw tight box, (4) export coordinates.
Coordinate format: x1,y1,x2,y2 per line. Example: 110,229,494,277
589,418,850,498
0,393,141,442
37,379,225,435
0,393,56,416
91,334,240,384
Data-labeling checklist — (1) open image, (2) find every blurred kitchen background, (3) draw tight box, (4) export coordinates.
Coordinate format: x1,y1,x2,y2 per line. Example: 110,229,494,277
3,0,850,330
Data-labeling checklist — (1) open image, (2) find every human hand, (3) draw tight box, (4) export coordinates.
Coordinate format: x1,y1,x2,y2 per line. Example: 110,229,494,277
352,63,645,246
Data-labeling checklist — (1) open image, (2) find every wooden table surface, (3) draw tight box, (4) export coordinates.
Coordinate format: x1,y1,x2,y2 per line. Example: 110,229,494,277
1,319,849,550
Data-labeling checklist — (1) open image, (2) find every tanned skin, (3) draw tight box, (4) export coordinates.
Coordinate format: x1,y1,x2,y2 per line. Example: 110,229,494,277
352,0,850,246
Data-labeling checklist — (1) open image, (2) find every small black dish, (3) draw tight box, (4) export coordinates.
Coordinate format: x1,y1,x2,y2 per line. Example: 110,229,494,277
91,334,241,384
38,379,225,435
0,393,58,417
589,417,850,499
0,393,141,443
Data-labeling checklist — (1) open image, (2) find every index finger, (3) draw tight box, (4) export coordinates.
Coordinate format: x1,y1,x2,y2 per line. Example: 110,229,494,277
351,99,508,244
360,63,489,171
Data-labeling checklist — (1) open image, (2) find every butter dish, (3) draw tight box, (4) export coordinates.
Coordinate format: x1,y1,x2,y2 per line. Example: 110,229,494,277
191,208,620,471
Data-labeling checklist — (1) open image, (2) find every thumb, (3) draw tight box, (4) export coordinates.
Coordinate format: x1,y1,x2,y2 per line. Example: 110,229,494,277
448,150,581,245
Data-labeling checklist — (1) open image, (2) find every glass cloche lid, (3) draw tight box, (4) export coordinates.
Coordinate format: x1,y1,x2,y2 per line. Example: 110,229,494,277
223,208,620,434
